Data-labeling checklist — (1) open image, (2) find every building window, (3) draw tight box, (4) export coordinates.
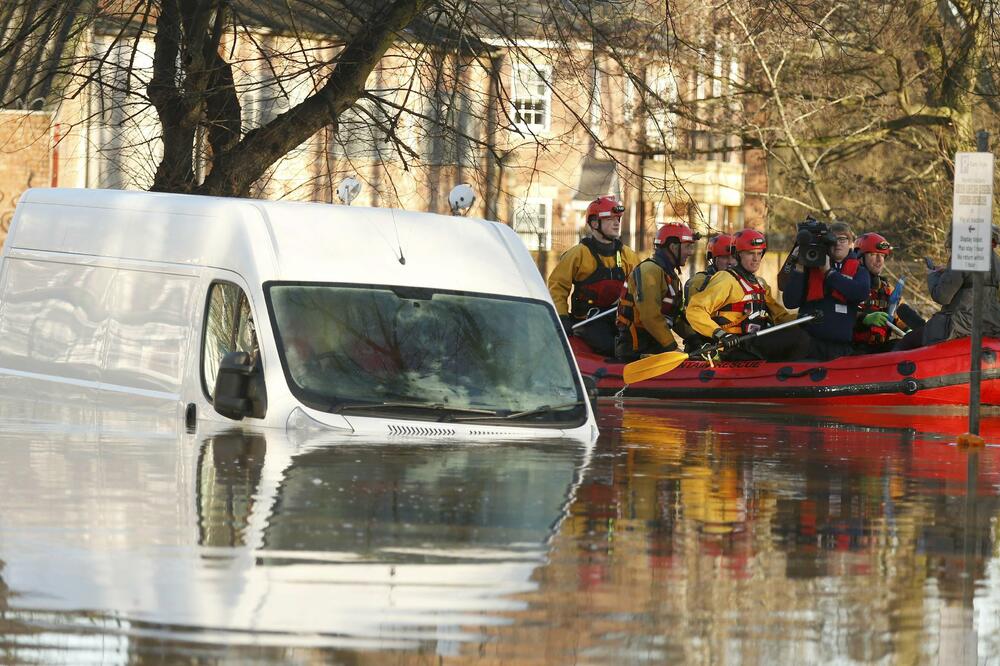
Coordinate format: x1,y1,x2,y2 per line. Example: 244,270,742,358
512,198,552,251
511,62,551,132
589,64,603,139
645,63,678,150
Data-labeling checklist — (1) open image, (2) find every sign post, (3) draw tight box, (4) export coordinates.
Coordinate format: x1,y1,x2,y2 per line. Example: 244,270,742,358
953,132,994,436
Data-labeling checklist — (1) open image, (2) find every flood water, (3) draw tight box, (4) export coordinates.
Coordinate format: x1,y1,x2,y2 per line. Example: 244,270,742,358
2,400,1000,663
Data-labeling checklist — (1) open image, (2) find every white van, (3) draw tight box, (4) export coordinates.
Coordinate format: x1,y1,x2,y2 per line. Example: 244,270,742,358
0,188,597,440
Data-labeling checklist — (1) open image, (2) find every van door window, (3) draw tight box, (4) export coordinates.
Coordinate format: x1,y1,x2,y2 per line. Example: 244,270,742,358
202,282,259,399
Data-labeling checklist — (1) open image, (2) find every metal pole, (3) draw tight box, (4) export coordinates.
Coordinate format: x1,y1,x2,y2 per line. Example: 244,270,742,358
970,130,990,435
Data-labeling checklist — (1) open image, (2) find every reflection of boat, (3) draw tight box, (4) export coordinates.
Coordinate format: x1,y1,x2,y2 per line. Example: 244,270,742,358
602,403,1000,487
573,337,1000,406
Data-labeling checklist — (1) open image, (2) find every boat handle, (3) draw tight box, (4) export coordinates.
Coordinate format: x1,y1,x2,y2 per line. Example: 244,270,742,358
776,366,827,382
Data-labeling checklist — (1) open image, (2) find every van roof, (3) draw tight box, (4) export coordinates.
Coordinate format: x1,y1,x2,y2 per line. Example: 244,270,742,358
11,188,546,300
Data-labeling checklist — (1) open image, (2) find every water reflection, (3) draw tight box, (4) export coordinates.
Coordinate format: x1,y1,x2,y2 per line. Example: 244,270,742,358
497,404,1000,664
0,419,590,660
2,402,1000,663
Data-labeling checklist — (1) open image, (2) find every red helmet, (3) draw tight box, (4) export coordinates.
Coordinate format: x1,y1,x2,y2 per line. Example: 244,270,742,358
586,195,625,224
707,234,735,259
733,228,766,253
856,232,892,256
654,223,699,247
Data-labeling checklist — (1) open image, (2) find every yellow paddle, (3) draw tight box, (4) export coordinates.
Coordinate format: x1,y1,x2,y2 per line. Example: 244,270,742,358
622,314,819,385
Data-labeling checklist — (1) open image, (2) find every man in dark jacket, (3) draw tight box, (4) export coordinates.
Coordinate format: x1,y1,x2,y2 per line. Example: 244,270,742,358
896,226,1000,350
782,221,871,360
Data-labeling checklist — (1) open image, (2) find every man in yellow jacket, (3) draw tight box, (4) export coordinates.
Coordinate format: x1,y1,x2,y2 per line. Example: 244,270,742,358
614,222,699,360
686,229,811,361
547,195,639,356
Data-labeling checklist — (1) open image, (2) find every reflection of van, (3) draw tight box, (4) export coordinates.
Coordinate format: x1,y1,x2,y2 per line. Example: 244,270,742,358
0,188,596,440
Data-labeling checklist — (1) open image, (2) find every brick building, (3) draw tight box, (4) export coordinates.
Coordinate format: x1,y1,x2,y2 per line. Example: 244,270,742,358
2,5,768,278
0,111,53,244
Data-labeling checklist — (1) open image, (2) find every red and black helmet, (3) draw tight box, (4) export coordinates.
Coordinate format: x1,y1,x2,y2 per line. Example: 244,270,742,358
733,228,766,253
856,232,892,256
586,195,625,224
707,234,735,259
654,223,700,247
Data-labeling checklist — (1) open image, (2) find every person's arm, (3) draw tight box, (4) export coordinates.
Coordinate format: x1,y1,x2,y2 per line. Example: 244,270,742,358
928,267,964,305
686,273,738,337
776,247,799,292
635,266,677,346
782,268,807,308
825,264,870,303
897,303,925,329
546,246,584,316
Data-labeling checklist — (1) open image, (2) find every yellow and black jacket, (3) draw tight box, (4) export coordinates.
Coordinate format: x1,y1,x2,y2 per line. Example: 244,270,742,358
547,238,639,318
686,267,795,338
616,253,689,353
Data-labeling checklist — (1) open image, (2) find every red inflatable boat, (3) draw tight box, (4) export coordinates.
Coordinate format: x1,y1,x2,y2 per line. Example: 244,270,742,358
571,337,1000,406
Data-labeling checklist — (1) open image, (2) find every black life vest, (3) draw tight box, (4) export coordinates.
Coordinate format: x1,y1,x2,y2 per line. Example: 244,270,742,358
571,237,628,318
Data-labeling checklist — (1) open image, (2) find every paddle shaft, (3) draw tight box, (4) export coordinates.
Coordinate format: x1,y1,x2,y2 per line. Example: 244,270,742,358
721,313,819,352
571,306,617,331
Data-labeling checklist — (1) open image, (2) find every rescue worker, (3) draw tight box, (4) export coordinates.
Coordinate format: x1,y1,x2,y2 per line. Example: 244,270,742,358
547,195,639,356
782,221,870,360
615,222,700,360
682,233,736,351
684,233,736,302
686,229,811,361
852,233,924,353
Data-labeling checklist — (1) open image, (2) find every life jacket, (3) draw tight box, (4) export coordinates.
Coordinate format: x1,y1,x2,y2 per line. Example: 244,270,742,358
616,253,683,347
853,275,891,345
805,256,861,303
570,237,628,318
713,267,772,335
683,265,717,303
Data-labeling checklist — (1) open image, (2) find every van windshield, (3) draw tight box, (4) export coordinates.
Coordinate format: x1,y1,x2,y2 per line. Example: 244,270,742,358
265,283,586,426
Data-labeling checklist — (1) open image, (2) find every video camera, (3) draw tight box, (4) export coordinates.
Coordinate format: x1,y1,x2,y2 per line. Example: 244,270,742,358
795,217,837,268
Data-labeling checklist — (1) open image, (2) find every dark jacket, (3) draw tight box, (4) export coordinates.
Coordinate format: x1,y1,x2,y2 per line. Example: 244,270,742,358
924,252,1000,344
782,255,871,344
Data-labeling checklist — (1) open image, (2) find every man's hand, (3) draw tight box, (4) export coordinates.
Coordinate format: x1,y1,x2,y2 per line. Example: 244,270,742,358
712,329,741,350
559,315,575,337
862,311,889,327
822,253,831,274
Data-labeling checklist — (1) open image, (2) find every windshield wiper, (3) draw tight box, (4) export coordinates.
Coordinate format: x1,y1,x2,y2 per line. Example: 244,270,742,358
451,401,587,422
331,400,502,418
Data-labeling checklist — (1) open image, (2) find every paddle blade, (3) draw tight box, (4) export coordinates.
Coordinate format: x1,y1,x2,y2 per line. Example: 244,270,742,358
623,350,691,384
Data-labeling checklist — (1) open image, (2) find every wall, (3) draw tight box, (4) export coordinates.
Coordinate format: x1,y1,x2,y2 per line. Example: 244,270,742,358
0,110,52,245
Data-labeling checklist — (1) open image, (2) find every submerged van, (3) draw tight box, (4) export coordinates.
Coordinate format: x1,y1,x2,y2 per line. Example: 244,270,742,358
0,188,597,440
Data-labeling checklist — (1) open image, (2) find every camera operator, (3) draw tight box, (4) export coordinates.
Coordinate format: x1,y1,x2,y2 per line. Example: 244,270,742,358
782,220,870,360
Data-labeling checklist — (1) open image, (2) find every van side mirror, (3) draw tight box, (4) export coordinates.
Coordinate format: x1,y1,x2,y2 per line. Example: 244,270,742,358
213,351,267,420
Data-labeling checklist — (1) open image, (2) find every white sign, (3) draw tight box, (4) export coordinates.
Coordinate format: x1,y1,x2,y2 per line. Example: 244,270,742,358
952,151,995,271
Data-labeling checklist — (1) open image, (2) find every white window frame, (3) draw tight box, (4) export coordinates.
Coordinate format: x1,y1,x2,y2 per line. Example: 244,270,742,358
512,197,553,251
645,64,679,151
511,62,551,133
623,76,635,124
589,64,603,139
